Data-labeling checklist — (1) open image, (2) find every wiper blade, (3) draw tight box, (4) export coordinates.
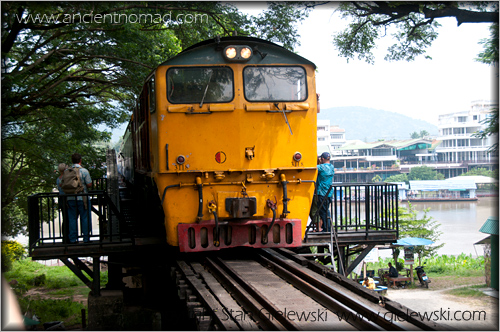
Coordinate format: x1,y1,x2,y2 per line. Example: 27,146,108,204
274,103,293,135
199,70,213,108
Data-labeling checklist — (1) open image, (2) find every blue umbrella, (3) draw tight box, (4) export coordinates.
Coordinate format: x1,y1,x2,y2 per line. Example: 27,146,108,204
394,237,434,246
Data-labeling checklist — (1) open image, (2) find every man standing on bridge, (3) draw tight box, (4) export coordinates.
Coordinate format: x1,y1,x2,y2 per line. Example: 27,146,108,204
317,152,334,233
64,153,92,243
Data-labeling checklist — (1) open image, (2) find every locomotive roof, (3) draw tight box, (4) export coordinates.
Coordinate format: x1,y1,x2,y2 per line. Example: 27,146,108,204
158,36,316,69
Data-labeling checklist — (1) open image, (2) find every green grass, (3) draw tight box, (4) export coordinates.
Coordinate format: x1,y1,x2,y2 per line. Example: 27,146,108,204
45,286,90,298
5,258,108,291
446,286,487,297
367,253,485,277
18,296,86,326
4,258,108,327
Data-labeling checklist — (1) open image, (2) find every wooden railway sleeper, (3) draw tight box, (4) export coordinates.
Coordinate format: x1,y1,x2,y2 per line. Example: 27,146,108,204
177,260,243,331
259,249,410,331
255,253,385,331
210,256,300,331
204,257,286,331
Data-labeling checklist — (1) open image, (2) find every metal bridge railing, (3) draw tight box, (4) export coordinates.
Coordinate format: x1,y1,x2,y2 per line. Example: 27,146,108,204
308,183,399,237
27,184,129,255
330,183,399,236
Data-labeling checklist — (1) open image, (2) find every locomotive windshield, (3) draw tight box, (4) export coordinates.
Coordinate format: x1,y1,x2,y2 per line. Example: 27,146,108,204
167,67,234,104
243,66,307,102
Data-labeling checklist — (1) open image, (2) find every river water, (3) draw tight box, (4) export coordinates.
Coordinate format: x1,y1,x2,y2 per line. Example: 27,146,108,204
400,197,498,257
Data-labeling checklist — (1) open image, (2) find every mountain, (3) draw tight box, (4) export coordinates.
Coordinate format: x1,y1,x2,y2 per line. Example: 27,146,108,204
318,106,438,142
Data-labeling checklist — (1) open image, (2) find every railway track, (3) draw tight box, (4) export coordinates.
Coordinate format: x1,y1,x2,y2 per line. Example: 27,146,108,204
172,248,444,330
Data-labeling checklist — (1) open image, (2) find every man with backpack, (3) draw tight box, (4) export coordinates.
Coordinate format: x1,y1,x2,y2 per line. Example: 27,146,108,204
61,153,92,243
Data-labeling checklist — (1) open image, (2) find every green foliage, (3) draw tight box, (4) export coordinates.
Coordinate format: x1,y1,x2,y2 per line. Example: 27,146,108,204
408,166,444,181
446,287,486,297
248,2,311,50
1,240,27,272
399,203,444,264
410,130,430,139
460,167,498,179
17,297,86,327
474,107,499,153
4,258,108,290
333,2,498,63
1,2,309,237
424,253,485,277
476,24,499,66
371,174,382,182
368,253,485,277
385,173,409,184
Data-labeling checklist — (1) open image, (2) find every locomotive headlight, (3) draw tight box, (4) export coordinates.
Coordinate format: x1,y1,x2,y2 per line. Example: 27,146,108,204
293,152,302,162
225,47,237,59
240,47,252,59
223,45,253,62
176,155,186,165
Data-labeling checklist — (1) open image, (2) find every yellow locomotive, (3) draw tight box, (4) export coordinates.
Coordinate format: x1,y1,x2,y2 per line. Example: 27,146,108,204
120,37,318,252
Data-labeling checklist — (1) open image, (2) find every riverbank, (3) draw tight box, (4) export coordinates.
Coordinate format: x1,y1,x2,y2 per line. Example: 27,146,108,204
386,278,498,330
6,262,494,331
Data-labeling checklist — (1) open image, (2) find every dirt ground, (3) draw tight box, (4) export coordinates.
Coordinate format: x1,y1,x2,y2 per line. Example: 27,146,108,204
384,276,499,331
22,276,498,330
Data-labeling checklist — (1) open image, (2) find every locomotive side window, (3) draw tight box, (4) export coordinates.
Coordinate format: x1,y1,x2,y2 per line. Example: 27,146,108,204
167,67,234,104
243,66,307,102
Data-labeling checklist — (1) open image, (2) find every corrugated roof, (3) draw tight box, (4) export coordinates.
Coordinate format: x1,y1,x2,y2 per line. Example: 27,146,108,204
479,216,498,236
409,179,477,191
448,175,499,184
339,138,433,151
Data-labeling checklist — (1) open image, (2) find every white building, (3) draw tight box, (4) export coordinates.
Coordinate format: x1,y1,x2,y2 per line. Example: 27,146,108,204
330,125,346,155
317,119,332,156
435,100,498,163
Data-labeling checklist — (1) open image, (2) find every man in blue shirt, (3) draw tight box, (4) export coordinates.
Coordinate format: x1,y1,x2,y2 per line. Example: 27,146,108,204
317,152,334,232
66,153,92,243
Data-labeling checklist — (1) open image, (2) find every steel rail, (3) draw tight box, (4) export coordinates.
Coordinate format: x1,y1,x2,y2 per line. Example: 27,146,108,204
255,253,386,331
209,256,301,331
176,260,241,330
204,257,286,331
259,249,411,331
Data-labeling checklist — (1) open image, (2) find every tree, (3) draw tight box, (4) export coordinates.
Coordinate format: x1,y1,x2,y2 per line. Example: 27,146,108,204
474,23,499,153
385,173,409,184
333,2,498,63
419,130,429,138
399,203,444,265
408,166,444,181
1,2,310,237
333,1,499,155
410,131,420,139
460,167,498,179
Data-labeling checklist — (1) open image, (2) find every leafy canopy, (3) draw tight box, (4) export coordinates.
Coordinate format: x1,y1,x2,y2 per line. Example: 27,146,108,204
408,166,445,181
333,1,499,63
399,203,444,265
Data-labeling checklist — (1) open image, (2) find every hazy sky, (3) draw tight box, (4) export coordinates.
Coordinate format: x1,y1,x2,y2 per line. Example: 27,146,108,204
294,3,497,125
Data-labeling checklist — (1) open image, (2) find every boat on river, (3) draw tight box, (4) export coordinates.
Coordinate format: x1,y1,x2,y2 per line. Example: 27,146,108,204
401,178,479,202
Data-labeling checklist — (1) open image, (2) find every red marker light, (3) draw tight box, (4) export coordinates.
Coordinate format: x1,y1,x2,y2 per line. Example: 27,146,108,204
176,155,185,164
293,152,302,162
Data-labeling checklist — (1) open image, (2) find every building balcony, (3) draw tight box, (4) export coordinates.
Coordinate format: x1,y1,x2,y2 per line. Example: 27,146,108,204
435,146,489,152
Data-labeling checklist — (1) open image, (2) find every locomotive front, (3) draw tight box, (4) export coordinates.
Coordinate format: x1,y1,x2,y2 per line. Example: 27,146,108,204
127,37,318,252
